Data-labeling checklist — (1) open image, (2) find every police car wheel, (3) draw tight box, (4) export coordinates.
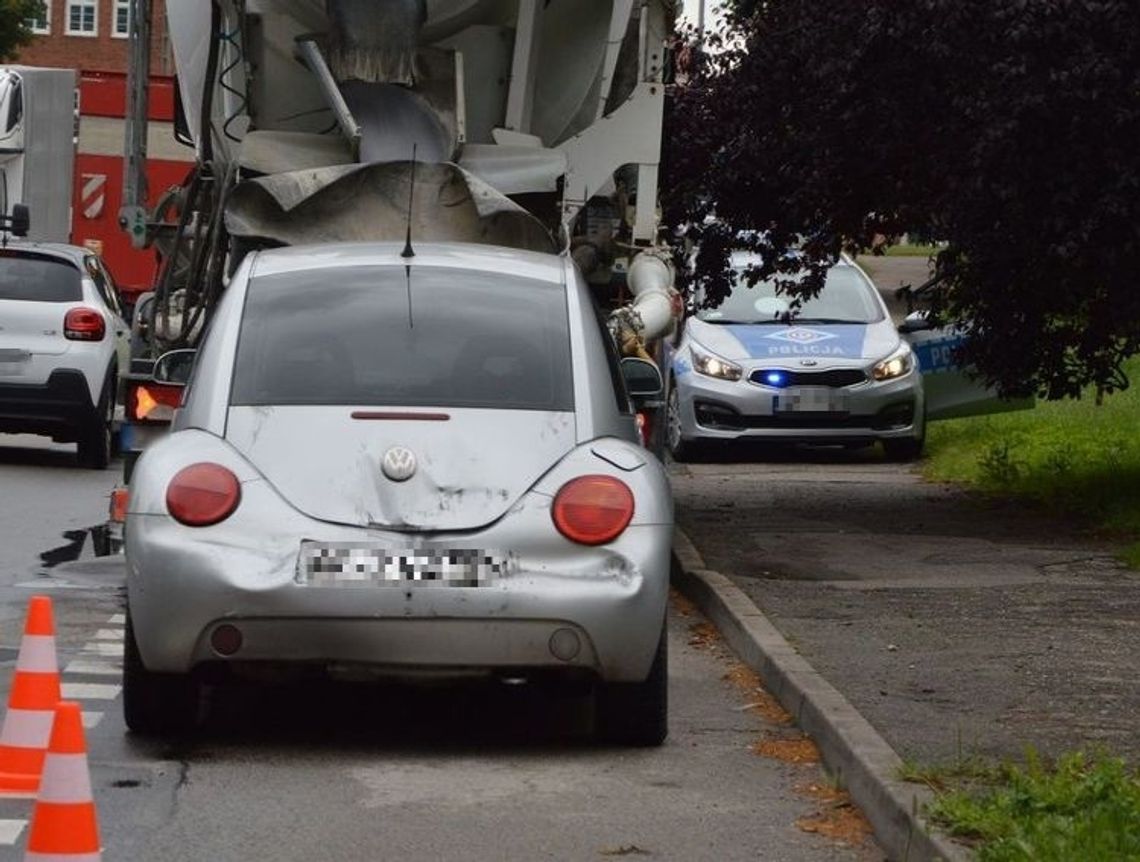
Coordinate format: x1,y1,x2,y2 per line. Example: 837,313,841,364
882,434,925,462
666,383,702,463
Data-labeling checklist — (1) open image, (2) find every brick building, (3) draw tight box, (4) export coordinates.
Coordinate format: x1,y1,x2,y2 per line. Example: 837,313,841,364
10,1,192,296
17,0,173,76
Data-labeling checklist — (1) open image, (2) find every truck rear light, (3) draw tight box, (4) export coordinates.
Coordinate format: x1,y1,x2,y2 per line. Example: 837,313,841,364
127,381,183,424
63,308,106,341
166,463,241,527
552,475,635,546
109,487,129,523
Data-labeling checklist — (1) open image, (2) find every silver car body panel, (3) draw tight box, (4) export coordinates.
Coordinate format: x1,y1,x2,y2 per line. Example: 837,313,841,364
130,242,670,683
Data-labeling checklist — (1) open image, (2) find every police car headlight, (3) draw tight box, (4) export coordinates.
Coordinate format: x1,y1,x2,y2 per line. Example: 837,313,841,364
691,344,742,381
872,346,914,381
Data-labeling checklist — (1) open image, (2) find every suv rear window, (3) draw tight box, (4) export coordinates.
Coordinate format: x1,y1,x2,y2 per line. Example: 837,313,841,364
231,264,574,411
0,253,82,302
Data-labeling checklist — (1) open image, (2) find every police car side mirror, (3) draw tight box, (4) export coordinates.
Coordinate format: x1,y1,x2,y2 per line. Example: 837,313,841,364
898,312,933,334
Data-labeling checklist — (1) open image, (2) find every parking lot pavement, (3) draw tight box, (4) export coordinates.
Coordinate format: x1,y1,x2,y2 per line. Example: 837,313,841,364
672,452,1140,768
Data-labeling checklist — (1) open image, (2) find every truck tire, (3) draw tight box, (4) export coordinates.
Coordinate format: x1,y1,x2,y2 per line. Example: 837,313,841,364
77,373,115,470
123,610,200,735
595,621,668,747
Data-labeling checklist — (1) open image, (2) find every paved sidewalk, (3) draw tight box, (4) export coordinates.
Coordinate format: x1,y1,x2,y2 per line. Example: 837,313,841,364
672,455,1140,769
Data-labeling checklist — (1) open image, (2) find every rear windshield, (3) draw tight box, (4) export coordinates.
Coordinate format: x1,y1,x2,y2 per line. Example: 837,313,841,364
0,253,82,302
231,264,574,411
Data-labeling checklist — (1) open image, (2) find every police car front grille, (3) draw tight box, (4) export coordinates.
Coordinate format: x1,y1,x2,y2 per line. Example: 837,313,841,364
749,369,867,388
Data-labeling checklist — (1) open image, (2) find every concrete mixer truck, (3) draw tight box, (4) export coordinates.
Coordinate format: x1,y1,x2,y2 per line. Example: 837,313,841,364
114,0,679,482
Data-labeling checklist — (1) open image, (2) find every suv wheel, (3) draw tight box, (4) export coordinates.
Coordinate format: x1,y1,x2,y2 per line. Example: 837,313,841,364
77,372,114,469
123,609,200,735
595,620,668,747
882,432,925,462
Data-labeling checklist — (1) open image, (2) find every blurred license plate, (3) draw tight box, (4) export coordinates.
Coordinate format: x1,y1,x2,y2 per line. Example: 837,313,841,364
0,350,29,377
297,542,509,587
775,387,847,413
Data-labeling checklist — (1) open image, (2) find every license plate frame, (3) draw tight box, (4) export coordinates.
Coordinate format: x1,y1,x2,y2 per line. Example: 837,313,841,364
296,542,510,588
774,387,848,413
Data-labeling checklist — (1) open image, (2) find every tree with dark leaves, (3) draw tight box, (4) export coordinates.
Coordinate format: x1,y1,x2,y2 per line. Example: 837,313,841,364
0,1,44,62
665,0,1140,399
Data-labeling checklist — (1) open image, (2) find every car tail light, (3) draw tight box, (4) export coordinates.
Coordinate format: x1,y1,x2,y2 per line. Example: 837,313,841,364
166,463,241,527
127,381,183,424
552,475,635,545
636,411,652,448
63,308,106,341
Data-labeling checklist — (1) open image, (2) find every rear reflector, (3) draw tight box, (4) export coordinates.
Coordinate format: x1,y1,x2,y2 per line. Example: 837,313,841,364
166,463,242,527
552,475,635,546
127,381,183,424
64,308,106,341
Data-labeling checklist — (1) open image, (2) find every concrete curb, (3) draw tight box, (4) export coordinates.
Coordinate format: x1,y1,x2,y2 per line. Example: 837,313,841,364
672,528,971,862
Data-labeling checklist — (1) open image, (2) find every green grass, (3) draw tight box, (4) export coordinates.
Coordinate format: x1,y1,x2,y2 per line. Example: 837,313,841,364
918,751,1140,862
924,357,1140,564
880,242,943,257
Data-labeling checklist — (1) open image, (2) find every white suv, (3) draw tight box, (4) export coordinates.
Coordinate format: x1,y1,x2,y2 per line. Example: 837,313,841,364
0,242,129,468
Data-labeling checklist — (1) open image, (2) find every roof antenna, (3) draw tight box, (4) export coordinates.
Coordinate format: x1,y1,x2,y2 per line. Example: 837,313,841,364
401,143,417,259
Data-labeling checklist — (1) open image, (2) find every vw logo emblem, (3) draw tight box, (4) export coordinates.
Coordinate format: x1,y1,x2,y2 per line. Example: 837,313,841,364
381,446,418,482
800,359,819,367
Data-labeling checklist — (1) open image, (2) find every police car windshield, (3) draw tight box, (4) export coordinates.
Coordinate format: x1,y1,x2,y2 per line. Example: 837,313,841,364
695,266,883,325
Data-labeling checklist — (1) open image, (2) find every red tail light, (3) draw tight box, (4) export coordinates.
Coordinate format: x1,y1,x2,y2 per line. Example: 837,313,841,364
127,381,183,424
552,475,635,545
64,308,106,341
109,487,129,523
166,463,241,527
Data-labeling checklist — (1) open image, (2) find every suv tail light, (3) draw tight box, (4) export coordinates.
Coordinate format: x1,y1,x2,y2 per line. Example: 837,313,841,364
64,308,106,341
127,381,183,424
552,475,635,545
166,463,242,527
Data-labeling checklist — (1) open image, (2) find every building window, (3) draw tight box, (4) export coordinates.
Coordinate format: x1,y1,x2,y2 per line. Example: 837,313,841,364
113,0,129,38
66,0,97,36
27,1,51,34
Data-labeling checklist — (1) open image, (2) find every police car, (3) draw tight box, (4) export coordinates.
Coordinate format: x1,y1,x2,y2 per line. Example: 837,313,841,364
666,255,1026,461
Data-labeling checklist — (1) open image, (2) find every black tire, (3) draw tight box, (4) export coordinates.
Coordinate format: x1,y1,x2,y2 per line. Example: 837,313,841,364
595,621,668,747
76,371,115,470
882,434,925,462
123,610,200,735
666,382,703,463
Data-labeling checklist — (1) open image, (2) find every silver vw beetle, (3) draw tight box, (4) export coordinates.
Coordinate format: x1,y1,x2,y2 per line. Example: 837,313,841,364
667,255,925,461
124,242,672,745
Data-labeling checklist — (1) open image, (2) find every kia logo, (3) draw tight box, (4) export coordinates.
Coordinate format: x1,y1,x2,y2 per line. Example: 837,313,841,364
381,446,418,482
800,359,819,367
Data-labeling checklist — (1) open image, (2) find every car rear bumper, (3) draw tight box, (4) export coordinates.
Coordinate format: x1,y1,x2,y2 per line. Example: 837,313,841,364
674,368,924,443
125,512,671,683
0,369,98,439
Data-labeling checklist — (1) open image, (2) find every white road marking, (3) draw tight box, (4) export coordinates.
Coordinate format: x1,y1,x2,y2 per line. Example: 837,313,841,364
93,629,124,641
81,712,104,730
107,614,125,625
64,659,121,676
61,683,121,700
0,820,26,845
13,580,86,590
82,642,124,657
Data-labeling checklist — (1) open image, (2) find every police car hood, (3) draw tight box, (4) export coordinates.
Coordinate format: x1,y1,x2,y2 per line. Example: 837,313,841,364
688,318,900,364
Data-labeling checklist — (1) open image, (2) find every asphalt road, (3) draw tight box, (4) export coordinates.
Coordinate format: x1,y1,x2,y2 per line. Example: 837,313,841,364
0,433,879,861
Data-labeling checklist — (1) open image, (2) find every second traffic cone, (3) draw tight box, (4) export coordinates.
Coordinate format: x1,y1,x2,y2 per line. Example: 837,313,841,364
25,701,101,862
0,596,61,794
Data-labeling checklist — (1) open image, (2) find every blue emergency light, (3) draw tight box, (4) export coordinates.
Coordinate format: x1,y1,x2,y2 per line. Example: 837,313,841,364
764,371,788,387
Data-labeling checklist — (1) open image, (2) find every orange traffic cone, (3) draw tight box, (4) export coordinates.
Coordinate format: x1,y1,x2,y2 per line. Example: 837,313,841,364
0,596,61,795
24,701,101,861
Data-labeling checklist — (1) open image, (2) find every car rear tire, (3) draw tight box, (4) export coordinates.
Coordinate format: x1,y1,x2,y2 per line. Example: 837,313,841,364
595,621,668,747
123,610,200,735
77,372,114,470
